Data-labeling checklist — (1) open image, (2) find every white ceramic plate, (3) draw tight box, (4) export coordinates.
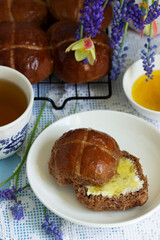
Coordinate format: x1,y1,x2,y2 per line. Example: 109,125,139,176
26,110,160,227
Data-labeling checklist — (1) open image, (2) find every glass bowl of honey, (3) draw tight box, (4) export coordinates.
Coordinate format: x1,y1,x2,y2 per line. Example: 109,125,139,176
0,66,34,159
122,54,160,121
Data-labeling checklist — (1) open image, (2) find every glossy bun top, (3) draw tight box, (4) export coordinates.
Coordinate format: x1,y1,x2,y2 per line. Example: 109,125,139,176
49,128,121,186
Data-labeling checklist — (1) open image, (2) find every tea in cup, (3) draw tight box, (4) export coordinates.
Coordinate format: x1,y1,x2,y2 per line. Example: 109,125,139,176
0,66,34,159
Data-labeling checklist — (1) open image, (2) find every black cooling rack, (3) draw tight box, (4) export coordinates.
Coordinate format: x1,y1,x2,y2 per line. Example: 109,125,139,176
34,74,112,110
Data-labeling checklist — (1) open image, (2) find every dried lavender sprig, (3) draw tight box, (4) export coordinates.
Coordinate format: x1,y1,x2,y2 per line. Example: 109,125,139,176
140,0,158,81
110,1,126,49
110,0,145,49
144,1,160,24
80,0,105,37
124,0,145,31
76,0,106,40
42,207,63,240
10,200,23,221
110,45,128,81
0,186,22,200
0,184,30,201
0,184,29,221
141,37,157,81
110,17,129,81
110,0,146,80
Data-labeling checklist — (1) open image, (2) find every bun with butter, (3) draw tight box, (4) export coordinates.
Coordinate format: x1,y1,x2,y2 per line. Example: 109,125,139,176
74,151,148,211
48,128,148,211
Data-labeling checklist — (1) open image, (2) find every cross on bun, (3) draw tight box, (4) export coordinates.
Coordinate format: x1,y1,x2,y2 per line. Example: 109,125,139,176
48,128,121,186
0,0,47,26
0,22,53,84
48,20,112,84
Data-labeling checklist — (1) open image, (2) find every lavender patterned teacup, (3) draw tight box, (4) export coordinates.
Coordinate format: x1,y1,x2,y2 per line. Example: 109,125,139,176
0,66,34,159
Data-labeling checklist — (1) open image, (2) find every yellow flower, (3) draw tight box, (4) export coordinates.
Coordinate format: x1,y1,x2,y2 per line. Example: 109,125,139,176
143,20,157,37
65,38,96,65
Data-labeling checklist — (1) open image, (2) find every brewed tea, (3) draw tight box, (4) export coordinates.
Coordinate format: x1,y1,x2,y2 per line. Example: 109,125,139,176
0,79,28,126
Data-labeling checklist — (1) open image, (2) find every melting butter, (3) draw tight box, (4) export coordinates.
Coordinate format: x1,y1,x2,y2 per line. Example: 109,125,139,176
86,157,144,197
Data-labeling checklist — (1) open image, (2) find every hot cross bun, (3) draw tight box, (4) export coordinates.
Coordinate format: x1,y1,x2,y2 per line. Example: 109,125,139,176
48,20,112,84
0,22,53,84
48,128,121,186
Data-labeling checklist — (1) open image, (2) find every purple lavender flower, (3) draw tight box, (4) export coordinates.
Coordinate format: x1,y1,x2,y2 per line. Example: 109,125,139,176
110,0,144,49
110,46,128,81
0,186,22,200
42,215,63,240
76,0,105,40
10,200,23,220
141,38,157,81
110,1,126,49
144,1,160,24
124,0,144,31
110,0,145,80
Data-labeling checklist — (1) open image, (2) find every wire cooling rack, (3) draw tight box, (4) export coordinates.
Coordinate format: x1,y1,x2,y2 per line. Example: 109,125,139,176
34,74,112,110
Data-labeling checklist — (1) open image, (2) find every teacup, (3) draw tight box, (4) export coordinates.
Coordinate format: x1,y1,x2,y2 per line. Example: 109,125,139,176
0,66,34,159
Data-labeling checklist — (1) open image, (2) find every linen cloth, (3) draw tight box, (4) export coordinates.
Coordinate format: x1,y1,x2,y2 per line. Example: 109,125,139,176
0,29,160,240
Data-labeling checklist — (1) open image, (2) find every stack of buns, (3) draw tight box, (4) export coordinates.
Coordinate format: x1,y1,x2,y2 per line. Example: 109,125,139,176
0,0,112,84
49,128,148,211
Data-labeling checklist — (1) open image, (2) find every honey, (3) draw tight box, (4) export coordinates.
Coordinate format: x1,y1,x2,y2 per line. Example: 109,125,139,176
0,79,28,127
132,70,160,111
86,157,144,197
